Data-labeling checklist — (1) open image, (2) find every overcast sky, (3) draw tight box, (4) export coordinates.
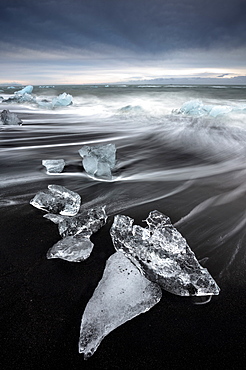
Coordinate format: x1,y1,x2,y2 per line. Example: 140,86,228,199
0,0,245,84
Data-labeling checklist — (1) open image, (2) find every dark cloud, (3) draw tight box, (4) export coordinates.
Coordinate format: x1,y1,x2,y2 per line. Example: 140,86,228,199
0,0,245,56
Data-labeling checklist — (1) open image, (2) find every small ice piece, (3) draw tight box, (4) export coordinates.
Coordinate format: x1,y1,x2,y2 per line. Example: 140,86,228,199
44,206,107,237
30,185,81,216
14,85,33,95
42,159,65,173
47,234,94,262
79,251,162,359
78,144,116,179
0,110,22,125
110,210,220,297
52,92,73,107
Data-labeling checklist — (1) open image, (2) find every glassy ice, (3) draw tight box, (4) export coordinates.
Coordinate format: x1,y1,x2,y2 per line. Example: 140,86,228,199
47,234,94,262
0,110,22,125
44,206,107,237
78,144,116,179
173,99,233,117
15,85,33,95
52,92,73,107
79,251,162,359
30,185,81,216
42,159,65,173
110,210,220,296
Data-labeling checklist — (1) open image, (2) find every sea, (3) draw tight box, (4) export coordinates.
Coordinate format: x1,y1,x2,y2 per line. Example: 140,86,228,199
1,84,246,369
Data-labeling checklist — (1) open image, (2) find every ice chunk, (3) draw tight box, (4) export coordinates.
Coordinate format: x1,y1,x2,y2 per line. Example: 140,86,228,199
30,185,81,216
52,92,73,107
209,105,232,117
0,110,22,125
47,234,94,262
44,206,107,237
79,251,162,359
2,90,36,104
173,100,212,116
173,100,234,117
42,159,65,173
110,210,220,296
78,144,116,179
17,93,36,103
15,85,33,95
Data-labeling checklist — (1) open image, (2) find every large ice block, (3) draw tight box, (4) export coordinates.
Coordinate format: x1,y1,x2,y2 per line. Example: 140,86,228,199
47,234,94,262
30,185,81,216
44,206,107,237
110,210,220,296
15,85,33,95
78,144,116,179
79,251,162,359
42,159,65,173
0,110,22,125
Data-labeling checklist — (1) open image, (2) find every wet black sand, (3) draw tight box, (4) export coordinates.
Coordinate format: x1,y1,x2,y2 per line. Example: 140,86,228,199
1,197,246,370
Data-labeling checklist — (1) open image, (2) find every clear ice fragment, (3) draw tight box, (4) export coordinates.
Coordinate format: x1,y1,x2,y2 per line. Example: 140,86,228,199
30,185,81,216
110,210,220,296
47,234,94,262
44,206,107,237
42,159,65,173
0,110,22,125
79,251,162,359
78,144,116,179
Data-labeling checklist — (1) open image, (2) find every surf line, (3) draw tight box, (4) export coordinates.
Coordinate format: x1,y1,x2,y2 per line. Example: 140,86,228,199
0,136,129,152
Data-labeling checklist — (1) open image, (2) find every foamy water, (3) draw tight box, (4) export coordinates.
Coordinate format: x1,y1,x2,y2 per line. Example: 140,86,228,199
1,84,246,281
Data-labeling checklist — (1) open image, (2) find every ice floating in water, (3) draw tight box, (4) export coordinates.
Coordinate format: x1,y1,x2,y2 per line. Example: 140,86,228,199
47,234,94,262
44,206,107,238
15,85,33,95
0,109,22,125
52,92,73,107
79,251,162,359
2,85,72,109
2,85,36,104
110,210,220,296
173,99,233,117
37,93,73,109
30,185,81,216
42,159,65,173
78,144,116,179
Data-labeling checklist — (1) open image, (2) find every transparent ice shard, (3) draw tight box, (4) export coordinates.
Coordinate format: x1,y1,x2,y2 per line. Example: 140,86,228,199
30,185,81,216
79,251,162,359
44,206,107,237
110,210,220,296
78,144,116,179
47,234,94,262
42,159,65,173
0,109,22,125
